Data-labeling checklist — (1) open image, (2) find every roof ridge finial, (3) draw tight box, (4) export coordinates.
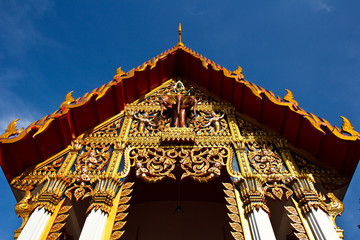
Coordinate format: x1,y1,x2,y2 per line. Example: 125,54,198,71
177,23,184,47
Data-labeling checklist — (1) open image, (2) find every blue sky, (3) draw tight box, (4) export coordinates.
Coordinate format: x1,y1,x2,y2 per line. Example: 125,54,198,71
0,0,359,238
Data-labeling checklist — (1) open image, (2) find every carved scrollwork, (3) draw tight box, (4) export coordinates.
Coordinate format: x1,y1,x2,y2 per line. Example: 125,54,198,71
247,142,285,175
128,147,229,182
130,148,177,182
190,110,230,135
89,118,123,138
263,178,294,200
180,147,227,182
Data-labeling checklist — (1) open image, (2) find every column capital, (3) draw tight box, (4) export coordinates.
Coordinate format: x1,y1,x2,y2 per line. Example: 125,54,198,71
236,175,269,214
87,177,122,214
35,176,69,213
291,175,325,214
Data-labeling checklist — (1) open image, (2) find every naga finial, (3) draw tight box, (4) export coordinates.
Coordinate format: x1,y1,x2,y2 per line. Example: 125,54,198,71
113,67,125,81
283,89,299,108
233,66,244,79
176,23,184,47
60,91,76,109
340,116,360,136
0,118,22,138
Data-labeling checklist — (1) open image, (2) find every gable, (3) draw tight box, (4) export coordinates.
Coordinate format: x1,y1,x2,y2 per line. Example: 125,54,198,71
1,44,360,181
10,80,349,202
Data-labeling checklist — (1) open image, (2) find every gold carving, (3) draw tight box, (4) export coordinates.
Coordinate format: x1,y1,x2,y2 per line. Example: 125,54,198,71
65,182,93,201
35,177,69,213
291,176,324,214
0,118,22,138
180,147,227,182
14,188,34,238
223,183,245,240
130,148,176,182
113,67,125,81
176,23,184,47
132,111,157,133
129,147,228,182
237,175,269,214
88,177,122,214
60,91,76,109
47,204,72,240
248,142,285,175
319,192,344,239
160,127,196,143
285,206,309,240
233,66,245,80
110,182,134,240
340,116,360,136
75,143,111,176
283,89,299,109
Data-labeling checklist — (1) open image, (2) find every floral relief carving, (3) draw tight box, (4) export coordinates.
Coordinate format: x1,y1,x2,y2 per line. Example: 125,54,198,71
247,142,284,175
65,143,112,201
129,147,229,182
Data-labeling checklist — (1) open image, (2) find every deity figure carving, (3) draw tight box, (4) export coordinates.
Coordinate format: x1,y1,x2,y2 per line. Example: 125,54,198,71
160,81,197,127
133,112,157,132
201,111,225,133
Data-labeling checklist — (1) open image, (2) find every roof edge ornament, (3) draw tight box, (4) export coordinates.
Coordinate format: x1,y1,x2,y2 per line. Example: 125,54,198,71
0,118,22,139
113,67,125,81
340,116,360,137
283,89,299,109
60,91,76,109
176,23,184,47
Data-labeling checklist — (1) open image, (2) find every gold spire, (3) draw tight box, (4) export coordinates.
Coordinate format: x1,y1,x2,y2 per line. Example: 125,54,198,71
176,23,184,47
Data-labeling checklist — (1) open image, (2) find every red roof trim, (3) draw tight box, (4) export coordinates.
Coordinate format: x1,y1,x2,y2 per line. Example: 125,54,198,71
1,45,359,181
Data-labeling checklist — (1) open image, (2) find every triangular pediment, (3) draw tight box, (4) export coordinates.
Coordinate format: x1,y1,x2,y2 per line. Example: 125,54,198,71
1,45,359,182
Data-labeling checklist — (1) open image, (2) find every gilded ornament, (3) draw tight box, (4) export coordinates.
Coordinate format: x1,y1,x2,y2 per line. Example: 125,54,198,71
47,204,72,240
248,142,284,175
14,188,35,237
176,23,184,47
233,66,245,79
110,182,134,240
60,91,76,109
132,111,157,133
223,182,245,240
283,89,299,109
284,206,309,240
113,67,125,81
129,147,228,182
0,118,22,138
340,116,360,136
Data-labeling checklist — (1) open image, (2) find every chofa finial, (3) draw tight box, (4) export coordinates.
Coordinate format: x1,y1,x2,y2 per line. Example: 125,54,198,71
0,118,22,138
177,23,184,47
340,116,360,136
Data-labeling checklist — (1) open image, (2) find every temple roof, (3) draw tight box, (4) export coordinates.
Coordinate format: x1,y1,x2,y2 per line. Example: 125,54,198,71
1,40,360,181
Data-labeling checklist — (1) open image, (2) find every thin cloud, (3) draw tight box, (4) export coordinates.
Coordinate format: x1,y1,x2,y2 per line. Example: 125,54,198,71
282,0,333,13
0,70,39,134
0,0,57,56
307,0,333,12
0,0,56,134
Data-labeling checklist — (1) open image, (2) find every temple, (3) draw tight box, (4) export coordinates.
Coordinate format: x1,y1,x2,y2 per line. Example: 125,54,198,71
1,24,359,240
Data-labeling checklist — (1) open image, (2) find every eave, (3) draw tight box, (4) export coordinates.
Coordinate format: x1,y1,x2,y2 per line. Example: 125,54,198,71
1,44,359,181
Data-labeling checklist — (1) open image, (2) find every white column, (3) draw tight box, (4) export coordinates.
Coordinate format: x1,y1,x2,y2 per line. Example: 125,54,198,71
248,208,276,240
18,207,52,240
79,208,108,240
306,208,340,240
